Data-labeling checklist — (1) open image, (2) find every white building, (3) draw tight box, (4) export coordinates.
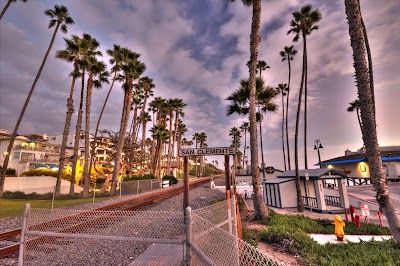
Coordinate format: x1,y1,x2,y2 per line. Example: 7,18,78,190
0,136,60,176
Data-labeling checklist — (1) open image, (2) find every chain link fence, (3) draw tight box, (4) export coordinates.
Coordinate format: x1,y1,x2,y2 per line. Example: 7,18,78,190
19,198,286,265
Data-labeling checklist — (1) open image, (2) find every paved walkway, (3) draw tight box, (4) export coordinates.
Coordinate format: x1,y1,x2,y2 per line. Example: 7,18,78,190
309,234,392,245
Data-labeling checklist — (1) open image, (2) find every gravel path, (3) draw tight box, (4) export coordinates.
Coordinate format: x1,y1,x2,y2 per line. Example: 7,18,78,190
0,178,226,266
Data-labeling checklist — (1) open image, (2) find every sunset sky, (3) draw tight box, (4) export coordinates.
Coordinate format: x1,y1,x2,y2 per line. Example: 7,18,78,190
1,0,399,170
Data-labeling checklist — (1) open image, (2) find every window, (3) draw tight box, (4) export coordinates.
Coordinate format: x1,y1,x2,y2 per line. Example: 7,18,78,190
51,137,56,140
13,152,20,159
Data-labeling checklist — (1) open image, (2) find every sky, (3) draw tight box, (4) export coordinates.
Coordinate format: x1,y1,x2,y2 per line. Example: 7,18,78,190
0,0,399,171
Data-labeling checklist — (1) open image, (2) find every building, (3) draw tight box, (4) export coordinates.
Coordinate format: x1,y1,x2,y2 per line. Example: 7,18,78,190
320,146,400,183
0,136,60,176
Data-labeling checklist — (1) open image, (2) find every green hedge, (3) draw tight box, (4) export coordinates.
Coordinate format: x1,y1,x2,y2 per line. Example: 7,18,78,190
123,174,156,181
2,191,81,200
21,169,71,180
6,168,16,176
162,175,178,185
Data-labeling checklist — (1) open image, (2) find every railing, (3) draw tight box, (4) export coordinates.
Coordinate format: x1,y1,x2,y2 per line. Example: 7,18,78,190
19,158,59,163
302,196,318,208
325,195,341,207
14,145,60,153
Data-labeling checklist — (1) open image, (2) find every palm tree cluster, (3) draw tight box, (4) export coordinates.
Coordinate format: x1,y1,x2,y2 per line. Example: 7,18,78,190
0,3,190,198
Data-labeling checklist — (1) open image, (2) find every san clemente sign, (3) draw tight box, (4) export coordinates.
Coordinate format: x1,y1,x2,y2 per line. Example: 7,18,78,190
178,147,235,157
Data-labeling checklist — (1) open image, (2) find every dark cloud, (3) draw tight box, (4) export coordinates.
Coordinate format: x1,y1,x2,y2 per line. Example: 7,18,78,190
0,0,399,170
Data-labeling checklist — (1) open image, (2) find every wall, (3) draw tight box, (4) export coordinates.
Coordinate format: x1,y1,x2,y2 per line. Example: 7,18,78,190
3,176,83,194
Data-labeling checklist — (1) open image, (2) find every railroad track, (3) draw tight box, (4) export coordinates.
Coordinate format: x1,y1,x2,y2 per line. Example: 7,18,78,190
0,175,220,259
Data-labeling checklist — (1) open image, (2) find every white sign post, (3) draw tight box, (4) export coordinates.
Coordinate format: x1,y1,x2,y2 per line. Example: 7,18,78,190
360,204,370,223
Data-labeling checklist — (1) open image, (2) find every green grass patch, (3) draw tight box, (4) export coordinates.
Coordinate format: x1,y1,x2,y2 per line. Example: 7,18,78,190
262,209,391,235
255,209,399,265
0,198,109,218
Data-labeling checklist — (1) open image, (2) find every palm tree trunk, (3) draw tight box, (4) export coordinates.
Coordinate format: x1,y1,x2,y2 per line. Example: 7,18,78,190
69,71,85,195
56,62,78,196
82,74,93,198
166,111,174,175
111,79,133,195
89,71,117,182
243,128,247,169
303,35,308,169
0,23,60,197
248,0,268,220
295,36,307,212
345,0,400,243
259,116,266,180
356,108,363,133
286,57,291,170
281,94,287,171
0,0,12,21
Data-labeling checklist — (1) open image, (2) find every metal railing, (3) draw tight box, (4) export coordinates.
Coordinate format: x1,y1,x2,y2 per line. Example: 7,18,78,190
14,145,60,153
19,198,286,265
325,195,341,207
19,158,59,163
302,196,318,208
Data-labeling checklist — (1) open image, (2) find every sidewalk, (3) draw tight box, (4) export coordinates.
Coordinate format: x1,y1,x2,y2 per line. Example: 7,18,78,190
309,234,392,245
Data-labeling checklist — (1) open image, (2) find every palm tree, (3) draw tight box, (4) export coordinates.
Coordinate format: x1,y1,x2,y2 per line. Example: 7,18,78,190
69,34,101,196
0,4,73,197
55,35,82,196
198,132,207,174
82,57,109,197
110,48,146,196
0,0,27,21
256,60,270,77
240,121,249,169
192,132,200,176
288,4,321,212
345,0,400,243
89,44,124,185
276,83,288,171
170,99,186,175
256,59,270,180
347,99,362,134
279,45,297,170
229,127,241,149
288,4,321,170
150,124,169,178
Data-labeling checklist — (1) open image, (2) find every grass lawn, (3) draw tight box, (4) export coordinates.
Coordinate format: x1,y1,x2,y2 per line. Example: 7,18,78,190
0,198,109,218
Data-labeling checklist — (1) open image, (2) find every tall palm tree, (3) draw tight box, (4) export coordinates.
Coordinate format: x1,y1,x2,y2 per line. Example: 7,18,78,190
82,58,109,198
176,120,187,175
170,99,186,175
0,4,73,196
276,83,288,171
279,45,297,170
240,121,249,168
288,4,321,170
69,34,101,196
0,0,27,21
150,124,169,178
110,48,146,196
192,132,200,176
347,99,362,134
198,132,207,174
230,0,267,219
55,35,82,196
256,59,270,180
345,0,400,243
229,127,241,150
288,4,321,212
89,44,124,184
165,99,176,175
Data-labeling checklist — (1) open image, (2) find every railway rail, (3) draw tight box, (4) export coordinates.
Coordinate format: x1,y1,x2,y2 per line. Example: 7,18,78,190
0,175,220,259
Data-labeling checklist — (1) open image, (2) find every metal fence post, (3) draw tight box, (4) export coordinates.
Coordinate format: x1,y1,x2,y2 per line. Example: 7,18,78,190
185,206,192,265
51,186,56,209
92,183,96,204
137,180,140,194
18,203,30,266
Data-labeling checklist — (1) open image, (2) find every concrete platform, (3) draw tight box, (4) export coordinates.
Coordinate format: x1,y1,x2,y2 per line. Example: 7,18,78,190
129,243,183,266
309,234,392,245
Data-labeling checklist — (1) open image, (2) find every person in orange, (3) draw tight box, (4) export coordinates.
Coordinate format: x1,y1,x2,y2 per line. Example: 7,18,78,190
333,215,345,241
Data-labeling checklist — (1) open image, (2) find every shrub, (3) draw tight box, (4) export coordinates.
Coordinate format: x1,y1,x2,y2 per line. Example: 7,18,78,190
123,173,156,181
2,190,83,200
162,175,178,185
6,168,16,176
21,169,71,180
242,228,261,247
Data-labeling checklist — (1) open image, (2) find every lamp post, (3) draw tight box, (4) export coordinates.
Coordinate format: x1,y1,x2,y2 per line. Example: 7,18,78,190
314,139,323,168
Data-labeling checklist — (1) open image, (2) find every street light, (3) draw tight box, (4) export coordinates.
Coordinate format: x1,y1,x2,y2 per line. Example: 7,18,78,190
314,139,323,168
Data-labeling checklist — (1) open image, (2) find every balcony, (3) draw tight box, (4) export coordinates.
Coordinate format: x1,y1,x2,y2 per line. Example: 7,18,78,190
19,158,59,163
14,145,60,154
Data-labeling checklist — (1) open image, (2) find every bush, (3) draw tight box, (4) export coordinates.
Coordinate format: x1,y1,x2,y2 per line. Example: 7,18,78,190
2,190,83,200
6,168,16,176
123,173,156,181
21,169,71,180
162,175,178,185
242,228,261,247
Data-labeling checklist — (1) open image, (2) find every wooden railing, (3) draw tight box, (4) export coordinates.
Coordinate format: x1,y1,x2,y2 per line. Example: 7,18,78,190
325,195,341,207
302,196,318,208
